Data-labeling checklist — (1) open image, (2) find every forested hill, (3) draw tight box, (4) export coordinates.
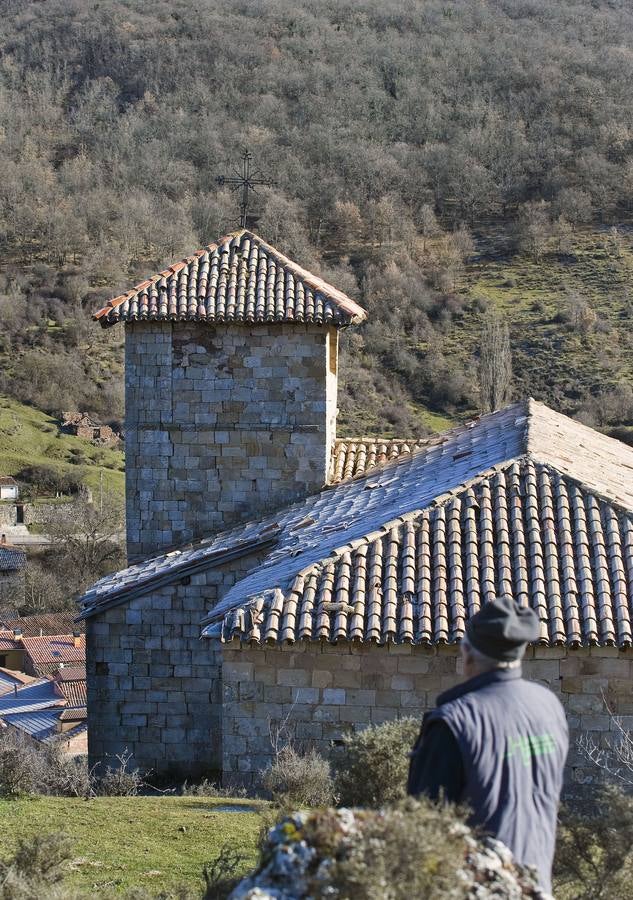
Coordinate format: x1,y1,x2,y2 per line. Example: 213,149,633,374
1,0,633,444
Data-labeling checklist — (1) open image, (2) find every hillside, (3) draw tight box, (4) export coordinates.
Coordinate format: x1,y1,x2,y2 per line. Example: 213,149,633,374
1,0,633,460
0,397,124,498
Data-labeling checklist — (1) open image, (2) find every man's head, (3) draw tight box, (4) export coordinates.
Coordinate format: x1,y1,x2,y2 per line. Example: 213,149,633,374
460,595,540,680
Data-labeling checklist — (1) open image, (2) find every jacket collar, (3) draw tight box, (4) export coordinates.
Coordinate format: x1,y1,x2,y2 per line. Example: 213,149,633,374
436,666,523,707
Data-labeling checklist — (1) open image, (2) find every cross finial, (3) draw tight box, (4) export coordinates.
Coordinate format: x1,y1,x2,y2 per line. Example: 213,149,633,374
216,149,274,228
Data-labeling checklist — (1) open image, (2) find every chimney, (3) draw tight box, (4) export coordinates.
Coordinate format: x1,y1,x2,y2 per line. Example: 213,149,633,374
0,534,5,544
116,231,366,560
72,630,81,649
12,627,22,640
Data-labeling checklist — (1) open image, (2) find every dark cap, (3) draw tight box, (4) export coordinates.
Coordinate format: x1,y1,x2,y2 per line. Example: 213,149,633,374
465,595,539,661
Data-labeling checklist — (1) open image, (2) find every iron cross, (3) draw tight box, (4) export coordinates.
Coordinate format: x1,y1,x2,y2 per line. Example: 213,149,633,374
216,150,273,228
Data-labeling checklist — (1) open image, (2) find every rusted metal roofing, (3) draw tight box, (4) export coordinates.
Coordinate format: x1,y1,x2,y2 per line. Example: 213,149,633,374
94,230,366,328
21,635,85,672
216,460,633,648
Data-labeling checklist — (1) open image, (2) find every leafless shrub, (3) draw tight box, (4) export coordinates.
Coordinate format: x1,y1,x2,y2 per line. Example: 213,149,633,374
577,691,633,787
202,846,249,900
96,750,145,796
260,705,337,809
181,778,248,799
0,832,75,899
261,745,336,810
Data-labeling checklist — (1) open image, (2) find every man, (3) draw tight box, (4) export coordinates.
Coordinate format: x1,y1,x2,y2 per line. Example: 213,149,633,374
408,595,568,895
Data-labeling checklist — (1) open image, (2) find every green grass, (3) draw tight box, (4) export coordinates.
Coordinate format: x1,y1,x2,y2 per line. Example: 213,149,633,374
0,796,264,895
0,396,125,500
455,229,633,413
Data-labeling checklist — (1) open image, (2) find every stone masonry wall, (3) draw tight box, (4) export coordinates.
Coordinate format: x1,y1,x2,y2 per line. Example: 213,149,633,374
86,548,267,778
125,322,338,561
221,642,633,788
0,505,18,527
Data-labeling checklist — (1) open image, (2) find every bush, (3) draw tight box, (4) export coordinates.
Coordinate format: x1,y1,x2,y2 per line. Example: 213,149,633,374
0,730,140,799
180,778,247,799
0,832,74,900
0,731,39,798
555,785,633,899
334,717,420,808
260,746,336,809
229,800,544,899
96,751,144,797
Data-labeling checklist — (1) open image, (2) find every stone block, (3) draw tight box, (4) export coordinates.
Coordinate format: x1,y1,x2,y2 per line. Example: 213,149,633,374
277,669,311,687
391,674,414,691
323,688,346,705
340,706,371,724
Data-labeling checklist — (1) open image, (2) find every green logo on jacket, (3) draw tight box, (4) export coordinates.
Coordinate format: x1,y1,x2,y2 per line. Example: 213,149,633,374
506,733,557,765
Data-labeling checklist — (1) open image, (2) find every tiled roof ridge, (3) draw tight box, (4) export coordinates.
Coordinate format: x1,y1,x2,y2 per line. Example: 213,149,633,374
94,229,366,326
94,229,246,319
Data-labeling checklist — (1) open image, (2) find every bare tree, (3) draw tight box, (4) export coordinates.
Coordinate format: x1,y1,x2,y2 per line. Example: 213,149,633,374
579,693,633,787
42,494,125,593
479,310,512,413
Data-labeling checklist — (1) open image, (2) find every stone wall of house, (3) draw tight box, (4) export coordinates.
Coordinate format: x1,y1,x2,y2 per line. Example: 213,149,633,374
124,322,338,561
22,500,80,527
221,642,633,788
86,548,268,778
0,505,18,527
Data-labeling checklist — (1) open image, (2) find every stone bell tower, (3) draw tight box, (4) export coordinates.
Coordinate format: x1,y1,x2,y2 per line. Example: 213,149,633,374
94,230,366,561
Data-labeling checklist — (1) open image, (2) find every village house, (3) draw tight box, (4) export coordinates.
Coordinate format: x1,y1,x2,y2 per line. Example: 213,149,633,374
81,230,633,786
0,671,87,755
61,412,120,447
0,477,19,502
20,631,85,677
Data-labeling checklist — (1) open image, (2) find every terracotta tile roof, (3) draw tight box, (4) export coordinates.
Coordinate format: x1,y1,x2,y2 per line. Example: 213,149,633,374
4,613,84,638
80,400,633,647
59,706,87,722
0,632,20,651
0,476,18,486
94,230,366,328
330,438,430,483
54,666,86,682
21,635,85,673
0,546,26,572
216,460,633,647
56,680,86,707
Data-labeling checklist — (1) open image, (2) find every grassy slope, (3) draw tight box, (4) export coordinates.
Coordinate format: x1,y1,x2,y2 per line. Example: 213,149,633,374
0,397,124,499
455,229,633,415
0,796,262,895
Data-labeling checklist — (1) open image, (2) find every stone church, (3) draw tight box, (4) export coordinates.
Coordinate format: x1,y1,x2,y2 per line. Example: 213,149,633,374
81,229,633,786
